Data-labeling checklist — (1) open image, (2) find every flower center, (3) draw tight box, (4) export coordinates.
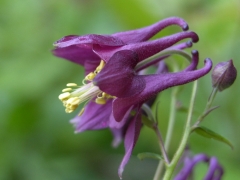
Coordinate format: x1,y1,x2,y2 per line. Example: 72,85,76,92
58,60,114,115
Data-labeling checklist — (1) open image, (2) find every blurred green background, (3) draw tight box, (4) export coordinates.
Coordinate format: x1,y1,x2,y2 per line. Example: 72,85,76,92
1,0,239,179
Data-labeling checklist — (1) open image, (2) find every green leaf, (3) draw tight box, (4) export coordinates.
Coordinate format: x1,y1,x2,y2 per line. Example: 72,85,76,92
192,126,233,149
137,152,163,161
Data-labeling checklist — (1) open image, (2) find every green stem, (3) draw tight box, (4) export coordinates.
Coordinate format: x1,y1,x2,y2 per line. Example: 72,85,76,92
135,49,192,71
153,88,178,180
153,125,170,165
141,104,170,165
142,103,155,122
163,81,198,180
193,87,218,126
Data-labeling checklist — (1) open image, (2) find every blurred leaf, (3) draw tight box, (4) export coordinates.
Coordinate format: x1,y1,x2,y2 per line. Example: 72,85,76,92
137,152,163,161
192,126,233,149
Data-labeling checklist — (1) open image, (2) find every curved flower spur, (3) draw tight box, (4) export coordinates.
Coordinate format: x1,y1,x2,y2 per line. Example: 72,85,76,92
53,17,192,75
53,17,212,178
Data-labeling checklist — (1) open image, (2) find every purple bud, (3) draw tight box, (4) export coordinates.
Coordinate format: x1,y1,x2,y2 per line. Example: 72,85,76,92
211,60,237,91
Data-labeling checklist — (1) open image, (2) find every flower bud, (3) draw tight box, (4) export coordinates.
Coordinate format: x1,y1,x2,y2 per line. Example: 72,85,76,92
211,60,237,91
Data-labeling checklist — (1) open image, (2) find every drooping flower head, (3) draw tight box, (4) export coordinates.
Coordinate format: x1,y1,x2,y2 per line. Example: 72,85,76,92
55,17,198,118
53,17,213,178
53,17,195,75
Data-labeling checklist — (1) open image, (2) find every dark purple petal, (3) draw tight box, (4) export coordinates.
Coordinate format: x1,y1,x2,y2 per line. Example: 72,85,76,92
54,34,125,48
94,31,199,62
118,108,142,179
53,34,126,68
109,104,133,129
70,100,112,132
112,17,189,43
183,50,199,71
112,59,212,122
94,50,146,98
110,106,135,148
53,45,100,66
83,58,103,75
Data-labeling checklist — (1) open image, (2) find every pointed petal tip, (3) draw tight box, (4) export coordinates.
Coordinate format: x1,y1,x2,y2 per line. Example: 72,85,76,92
182,24,189,31
191,49,198,55
166,17,189,31
204,58,213,66
191,32,199,43
186,40,192,47
204,58,213,71
118,168,123,180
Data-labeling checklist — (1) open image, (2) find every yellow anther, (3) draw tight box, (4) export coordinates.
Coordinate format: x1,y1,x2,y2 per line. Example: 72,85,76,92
95,60,105,74
85,72,96,81
59,92,71,101
99,92,113,99
62,88,72,92
102,92,110,98
78,108,85,116
59,60,109,114
67,83,78,87
95,97,106,104
65,109,73,113
66,97,80,106
71,97,81,105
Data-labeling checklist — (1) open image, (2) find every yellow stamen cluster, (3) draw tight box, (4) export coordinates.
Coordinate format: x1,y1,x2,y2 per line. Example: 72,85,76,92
58,60,114,115
84,60,105,82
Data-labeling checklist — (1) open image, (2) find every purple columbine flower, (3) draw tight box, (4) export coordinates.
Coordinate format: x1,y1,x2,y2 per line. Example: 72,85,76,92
53,17,195,75
54,17,212,178
93,50,212,123
174,153,224,180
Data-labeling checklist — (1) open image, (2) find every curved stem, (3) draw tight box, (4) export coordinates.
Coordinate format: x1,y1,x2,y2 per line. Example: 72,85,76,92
163,80,198,180
135,49,192,71
141,103,170,166
153,125,170,165
142,103,155,122
193,87,218,126
153,87,178,180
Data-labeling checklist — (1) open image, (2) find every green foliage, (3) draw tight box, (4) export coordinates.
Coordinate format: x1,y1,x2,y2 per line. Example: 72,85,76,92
192,126,233,150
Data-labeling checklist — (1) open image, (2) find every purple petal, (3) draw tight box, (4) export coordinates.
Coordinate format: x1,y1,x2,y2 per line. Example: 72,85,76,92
112,59,212,122
156,61,169,74
70,100,112,133
112,17,189,43
53,45,100,66
118,108,142,179
110,106,134,148
109,104,133,129
53,34,126,68
111,128,123,148
54,34,125,48
204,157,224,180
94,50,146,98
174,154,209,180
94,31,199,62
183,50,199,71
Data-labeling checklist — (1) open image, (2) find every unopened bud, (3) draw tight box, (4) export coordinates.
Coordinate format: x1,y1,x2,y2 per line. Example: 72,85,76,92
211,60,237,91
